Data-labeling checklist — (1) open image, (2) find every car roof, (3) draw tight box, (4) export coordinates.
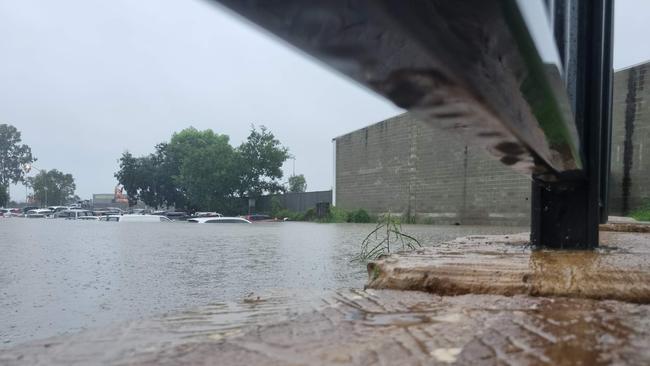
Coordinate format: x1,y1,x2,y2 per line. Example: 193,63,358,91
188,217,252,223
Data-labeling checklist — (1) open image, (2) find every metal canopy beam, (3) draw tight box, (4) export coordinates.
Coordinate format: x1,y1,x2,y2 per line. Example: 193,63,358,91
213,0,613,248
214,0,581,181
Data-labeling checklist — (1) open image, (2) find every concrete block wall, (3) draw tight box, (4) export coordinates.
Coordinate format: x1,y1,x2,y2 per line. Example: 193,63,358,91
610,62,650,214
334,114,531,226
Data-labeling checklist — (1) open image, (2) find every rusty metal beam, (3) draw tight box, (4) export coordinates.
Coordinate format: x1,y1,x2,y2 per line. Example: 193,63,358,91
212,0,582,182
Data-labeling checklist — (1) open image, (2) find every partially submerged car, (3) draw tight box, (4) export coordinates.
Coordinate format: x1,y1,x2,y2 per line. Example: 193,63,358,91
243,214,279,222
25,209,53,218
187,217,251,224
48,206,70,213
0,208,22,217
101,214,172,223
193,212,222,218
54,209,99,220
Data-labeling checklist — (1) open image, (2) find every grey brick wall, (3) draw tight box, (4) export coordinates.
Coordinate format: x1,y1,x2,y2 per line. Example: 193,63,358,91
335,114,531,226
610,62,650,214
335,62,650,225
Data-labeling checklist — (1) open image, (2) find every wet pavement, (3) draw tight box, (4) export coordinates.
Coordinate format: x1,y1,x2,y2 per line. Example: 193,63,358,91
0,219,522,346
2,288,649,365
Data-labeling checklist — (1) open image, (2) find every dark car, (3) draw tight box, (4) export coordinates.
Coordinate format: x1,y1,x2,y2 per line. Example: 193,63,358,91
22,206,39,214
164,211,189,221
244,214,277,222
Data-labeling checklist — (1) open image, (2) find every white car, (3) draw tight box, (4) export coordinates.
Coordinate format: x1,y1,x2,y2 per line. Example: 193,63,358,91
54,209,98,220
48,206,70,213
102,214,172,223
25,209,53,218
187,217,251,224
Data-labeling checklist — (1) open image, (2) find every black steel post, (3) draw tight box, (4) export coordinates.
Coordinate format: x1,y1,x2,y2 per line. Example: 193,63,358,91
530,0,613,248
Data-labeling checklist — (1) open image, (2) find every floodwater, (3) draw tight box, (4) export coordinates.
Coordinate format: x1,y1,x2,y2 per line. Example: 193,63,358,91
0,219,523,347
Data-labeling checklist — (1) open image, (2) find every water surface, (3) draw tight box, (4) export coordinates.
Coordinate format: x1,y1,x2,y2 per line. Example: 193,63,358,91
0,219,524,346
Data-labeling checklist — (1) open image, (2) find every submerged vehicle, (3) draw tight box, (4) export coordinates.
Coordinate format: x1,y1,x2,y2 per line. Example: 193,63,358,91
243,214,278,222
22,206,39,214
25,209,53,218
102,214,172,223
162,211,190,221
47,206,69,213
193,212,222,218
0,208,22,217
54,209,99,220
187,217,251,224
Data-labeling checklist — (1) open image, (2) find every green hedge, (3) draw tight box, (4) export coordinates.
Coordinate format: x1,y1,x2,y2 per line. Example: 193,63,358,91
273,207,374,223
631,199,650,222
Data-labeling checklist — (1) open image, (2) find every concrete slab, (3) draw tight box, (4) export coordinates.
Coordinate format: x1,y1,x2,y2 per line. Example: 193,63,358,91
602,216,650,233
367,231,650,303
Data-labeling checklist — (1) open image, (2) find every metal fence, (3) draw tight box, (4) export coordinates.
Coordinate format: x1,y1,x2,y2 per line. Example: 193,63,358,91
253,190,332,214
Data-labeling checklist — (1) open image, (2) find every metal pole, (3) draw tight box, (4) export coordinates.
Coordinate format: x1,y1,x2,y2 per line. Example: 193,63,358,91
531,0,613,248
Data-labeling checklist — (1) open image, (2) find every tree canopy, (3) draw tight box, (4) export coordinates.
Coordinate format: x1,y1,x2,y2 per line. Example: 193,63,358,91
0,124,35,188
27,169,76,206
287,174,307,193
115,126,290,212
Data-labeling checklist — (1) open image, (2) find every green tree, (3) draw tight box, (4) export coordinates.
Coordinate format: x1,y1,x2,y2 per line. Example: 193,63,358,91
115,146,181,208
168,128,237,211
0,185,8,207
236,125,290,197
114,126,290,212
287,174,307,193
115,151,140,206
27,169,76,206
0,124,35,192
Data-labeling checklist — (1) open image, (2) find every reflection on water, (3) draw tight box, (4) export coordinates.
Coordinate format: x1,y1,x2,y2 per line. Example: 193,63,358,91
0,220,523,346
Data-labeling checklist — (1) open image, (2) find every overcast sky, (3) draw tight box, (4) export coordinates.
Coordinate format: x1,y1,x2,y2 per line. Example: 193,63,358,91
1,0,648,201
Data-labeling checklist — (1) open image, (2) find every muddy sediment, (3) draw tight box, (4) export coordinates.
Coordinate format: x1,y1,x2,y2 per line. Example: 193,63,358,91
367,231,650,303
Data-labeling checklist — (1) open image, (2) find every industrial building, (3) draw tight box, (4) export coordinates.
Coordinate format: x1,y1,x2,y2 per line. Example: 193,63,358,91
334,62,650,225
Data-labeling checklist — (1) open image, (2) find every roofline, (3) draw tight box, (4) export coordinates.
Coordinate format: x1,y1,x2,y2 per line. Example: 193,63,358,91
614,59,650,72
331,111,407,141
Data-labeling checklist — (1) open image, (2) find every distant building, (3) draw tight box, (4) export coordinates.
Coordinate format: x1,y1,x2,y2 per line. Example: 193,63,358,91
333,61,650,225
92,193,127,209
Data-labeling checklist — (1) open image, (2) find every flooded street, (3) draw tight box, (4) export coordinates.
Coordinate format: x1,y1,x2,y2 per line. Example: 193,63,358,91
0,219,523,347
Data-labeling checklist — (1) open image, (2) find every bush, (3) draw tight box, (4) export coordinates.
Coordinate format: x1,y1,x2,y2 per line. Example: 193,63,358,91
304,208,317,221
325,206,349,223
270,196,283,217
273,206,373,224
350,208,371,223
630,199,650,222
275,208,304,221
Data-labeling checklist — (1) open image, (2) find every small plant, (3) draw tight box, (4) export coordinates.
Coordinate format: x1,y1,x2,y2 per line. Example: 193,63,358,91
354,212,421,261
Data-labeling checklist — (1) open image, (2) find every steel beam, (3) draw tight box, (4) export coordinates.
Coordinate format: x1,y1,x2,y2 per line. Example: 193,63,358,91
213,0,582,181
